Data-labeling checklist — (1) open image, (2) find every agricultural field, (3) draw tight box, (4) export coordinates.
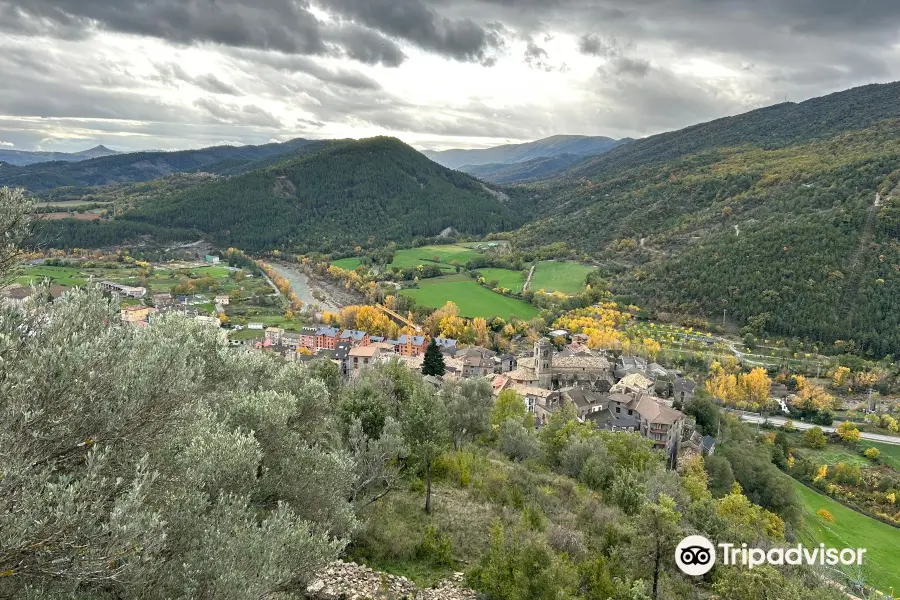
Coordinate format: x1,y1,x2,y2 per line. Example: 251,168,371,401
332,257,362,270
793,481,900,594
475,267,526,292
388,245,483,273
400,274,539,320
530,261,594,294
15,265,90,286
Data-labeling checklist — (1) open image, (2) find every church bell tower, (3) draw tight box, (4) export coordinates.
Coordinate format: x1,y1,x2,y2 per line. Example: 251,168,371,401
535,338,553,389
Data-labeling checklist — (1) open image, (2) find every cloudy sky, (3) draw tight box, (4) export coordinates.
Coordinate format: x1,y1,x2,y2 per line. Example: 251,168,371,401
1,0,899,153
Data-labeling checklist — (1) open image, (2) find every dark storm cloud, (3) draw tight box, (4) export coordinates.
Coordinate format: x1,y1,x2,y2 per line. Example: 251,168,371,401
322,0,504,64
327,24,408,67
0,0,329,55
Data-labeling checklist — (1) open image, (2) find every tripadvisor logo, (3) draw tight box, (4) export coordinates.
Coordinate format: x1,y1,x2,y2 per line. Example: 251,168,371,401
675,535,866,576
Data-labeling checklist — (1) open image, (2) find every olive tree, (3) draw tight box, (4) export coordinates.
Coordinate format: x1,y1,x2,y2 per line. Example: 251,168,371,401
0,283,356,599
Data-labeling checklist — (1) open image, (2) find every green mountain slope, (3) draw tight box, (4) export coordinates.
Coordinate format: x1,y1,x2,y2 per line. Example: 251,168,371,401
0,138,320,192
35,137,521,253
424,135,628,170
513,82,900,354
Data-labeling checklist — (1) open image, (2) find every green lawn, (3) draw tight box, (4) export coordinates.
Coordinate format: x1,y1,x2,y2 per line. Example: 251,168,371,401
529,261,594,295
400,275,539,320
389,245,482,273
16,265,88,286
793,481,900,594
476,268,526,292
332,257,362,270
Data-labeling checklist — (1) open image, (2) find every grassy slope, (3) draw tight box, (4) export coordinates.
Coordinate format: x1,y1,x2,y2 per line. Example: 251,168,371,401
476,267,526,292
389,245,483,273
400,274,539,320
793,481,900,593
530,261,594,295
332,257,362,270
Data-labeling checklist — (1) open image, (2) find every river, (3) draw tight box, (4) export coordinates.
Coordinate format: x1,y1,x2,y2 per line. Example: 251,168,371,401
269,263,342,312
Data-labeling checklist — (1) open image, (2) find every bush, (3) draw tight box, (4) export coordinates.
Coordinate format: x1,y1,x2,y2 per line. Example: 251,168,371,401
415,525,454,567
816,508,834,522
864,447,881,460
802,426,827,449
499,418,542,462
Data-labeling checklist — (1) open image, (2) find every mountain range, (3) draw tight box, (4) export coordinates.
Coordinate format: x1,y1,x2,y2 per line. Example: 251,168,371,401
0,138,329,192
0,145,120,166
20,80,900,353
423,135,629,183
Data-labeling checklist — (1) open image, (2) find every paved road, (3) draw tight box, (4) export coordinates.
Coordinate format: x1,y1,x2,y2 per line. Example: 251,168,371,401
737,413,900,445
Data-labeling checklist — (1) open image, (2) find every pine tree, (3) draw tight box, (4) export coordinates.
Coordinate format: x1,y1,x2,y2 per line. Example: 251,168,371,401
422,339,445,377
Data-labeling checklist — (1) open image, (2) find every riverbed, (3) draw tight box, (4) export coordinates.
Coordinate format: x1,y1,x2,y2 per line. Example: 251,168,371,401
269,263,343,312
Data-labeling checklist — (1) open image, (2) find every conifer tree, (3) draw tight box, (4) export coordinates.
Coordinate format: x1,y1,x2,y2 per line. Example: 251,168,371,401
421,339,445,377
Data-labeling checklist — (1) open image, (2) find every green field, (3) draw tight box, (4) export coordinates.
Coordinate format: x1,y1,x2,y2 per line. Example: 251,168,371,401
332,257,362,270
193,266,233,279
793,481,900,594
15,265,88,286
400,274,539,320
389,245,483,273
529,261,594,295
476,268,526,292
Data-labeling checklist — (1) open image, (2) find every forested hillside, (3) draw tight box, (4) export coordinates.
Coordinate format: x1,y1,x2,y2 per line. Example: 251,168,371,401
461,153,589,184
0,138,321,191
34,137,521,253
513,110,900,354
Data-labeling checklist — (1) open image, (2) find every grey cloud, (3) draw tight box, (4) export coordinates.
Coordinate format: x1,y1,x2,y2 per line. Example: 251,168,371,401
323,0,504,64
155,63,243,95
192,98,282,128
227,49,383,91
327,24,407,66
578,34,617,58
612,57,650,77
1,0,329,55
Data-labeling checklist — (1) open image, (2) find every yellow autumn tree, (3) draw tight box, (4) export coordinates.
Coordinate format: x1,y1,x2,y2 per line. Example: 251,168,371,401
737,368,771,409
642,338,662,360
831,366,851,388
471,317,490,347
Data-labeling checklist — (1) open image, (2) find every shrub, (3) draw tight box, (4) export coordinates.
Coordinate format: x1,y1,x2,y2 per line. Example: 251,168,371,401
499,418,542,462
415,525,454,567
864,447,881,460
837,421,861,443
816,508,834,522
802,426,827,449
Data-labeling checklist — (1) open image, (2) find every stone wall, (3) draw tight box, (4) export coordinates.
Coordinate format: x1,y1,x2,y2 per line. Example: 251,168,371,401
305,561,477,600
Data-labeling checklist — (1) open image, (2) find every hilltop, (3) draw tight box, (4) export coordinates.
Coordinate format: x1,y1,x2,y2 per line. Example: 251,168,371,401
33,137,521,253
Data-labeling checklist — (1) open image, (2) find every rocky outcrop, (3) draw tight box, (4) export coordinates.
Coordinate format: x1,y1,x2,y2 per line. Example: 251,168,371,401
305,561,476,600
